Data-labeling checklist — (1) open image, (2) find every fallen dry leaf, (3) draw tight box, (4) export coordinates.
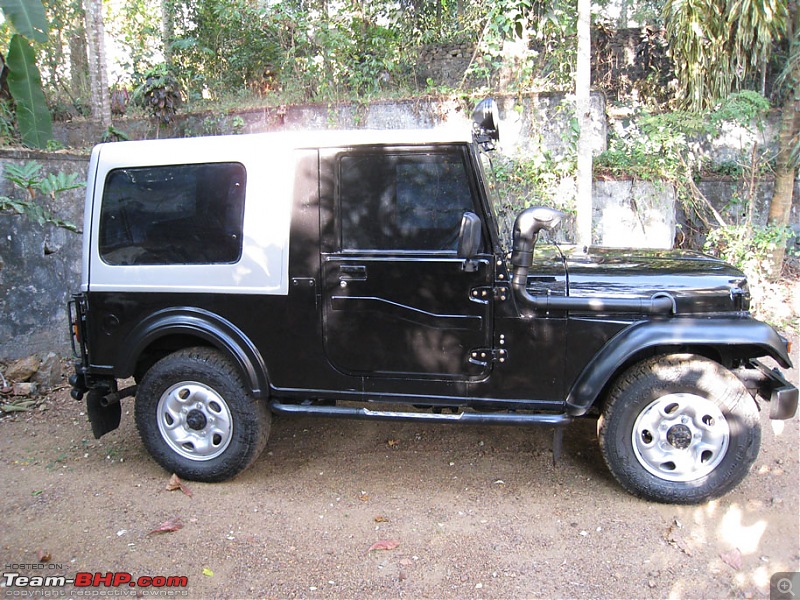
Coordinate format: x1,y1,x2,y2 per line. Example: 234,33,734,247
148,517,183,536
166,473,193,498
665,522,693,556
37,550,51,563
720,548,742,571
368,540,400,552
359,492,370,502
374,516,389,523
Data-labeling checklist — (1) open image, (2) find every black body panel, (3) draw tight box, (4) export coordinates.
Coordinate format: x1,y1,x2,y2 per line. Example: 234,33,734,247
72,139,795,426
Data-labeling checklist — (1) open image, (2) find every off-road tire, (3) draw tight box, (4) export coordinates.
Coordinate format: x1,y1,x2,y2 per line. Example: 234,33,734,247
135,347,270,482
598,354,760,504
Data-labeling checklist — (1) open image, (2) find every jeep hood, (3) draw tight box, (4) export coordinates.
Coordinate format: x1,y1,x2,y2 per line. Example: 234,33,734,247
527,246,750,315
564,247,750,314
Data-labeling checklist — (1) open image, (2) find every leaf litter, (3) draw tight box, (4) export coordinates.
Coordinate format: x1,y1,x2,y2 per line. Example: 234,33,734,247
166,473,193,497
147,517,183,536
368,540,400,552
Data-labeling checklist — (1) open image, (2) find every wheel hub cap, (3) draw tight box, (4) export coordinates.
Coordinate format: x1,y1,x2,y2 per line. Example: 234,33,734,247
186,409,207,431
156,382,233,461
666,424,692,449
631,393,730,482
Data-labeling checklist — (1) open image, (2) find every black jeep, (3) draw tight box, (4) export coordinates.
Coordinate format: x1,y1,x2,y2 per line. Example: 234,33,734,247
69,100,797,503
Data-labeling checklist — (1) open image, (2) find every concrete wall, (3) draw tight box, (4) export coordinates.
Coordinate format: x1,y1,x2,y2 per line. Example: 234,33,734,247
594,180,676,248
0,151,86,359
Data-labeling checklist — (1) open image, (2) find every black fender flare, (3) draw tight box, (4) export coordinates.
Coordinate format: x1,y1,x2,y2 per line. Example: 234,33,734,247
565,317,792,416
117,307,269,397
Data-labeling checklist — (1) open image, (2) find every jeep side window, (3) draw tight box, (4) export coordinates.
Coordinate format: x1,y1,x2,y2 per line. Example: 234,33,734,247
338,150,477,252
99,162,246,265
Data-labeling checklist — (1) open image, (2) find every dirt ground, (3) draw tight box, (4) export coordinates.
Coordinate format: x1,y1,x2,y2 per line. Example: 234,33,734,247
0,347,798,600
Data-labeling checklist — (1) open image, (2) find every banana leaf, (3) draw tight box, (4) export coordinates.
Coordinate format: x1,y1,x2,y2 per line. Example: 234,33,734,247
6,35,53,149
0,0,48,42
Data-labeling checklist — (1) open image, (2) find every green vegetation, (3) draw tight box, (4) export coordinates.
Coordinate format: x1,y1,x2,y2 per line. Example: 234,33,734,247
705,223,796,283
133,63,182,125
27,0,594,112
101,125,130,143
664,0,789,111
595,92,775,234
0,161,83,232
597,92,771,181
1,0,53,148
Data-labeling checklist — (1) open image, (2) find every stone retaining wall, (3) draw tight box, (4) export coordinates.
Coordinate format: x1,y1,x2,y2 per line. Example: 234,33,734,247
0,151,87,360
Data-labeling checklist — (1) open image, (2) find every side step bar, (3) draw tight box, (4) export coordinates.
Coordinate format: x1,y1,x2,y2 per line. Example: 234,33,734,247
270,401,571,426
271,402,571,464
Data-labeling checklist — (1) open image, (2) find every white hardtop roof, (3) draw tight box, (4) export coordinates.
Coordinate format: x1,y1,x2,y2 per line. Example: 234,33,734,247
93,128,475,165
85,127,477,295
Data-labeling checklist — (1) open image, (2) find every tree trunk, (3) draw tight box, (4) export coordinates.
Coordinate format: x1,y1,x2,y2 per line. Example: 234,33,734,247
69,6,90,102
766,97,800,278
766,3,799,280
162,0,174,65
84,0,111,127
575,0,593,250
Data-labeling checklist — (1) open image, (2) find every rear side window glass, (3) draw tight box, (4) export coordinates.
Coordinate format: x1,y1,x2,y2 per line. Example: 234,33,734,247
99,163,246,265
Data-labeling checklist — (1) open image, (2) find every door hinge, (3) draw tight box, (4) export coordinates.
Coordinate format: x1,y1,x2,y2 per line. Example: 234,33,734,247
469,347,508,366
495,284,509,302
469,285,509,303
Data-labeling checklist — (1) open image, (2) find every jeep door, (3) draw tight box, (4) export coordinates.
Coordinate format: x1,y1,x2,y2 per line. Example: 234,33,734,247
320,145,493,384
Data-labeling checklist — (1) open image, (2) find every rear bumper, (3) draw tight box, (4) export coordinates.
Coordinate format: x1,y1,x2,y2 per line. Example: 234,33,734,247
745,359,799,420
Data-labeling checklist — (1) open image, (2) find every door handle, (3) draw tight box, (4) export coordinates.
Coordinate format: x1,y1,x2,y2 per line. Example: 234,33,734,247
339,265,367,281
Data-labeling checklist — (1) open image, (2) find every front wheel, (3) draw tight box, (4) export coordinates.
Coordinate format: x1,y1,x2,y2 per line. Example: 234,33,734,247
598,354,760,504
135,347,270,482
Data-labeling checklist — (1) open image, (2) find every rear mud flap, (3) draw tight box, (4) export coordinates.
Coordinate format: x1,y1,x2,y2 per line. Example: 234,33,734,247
86,391,121,439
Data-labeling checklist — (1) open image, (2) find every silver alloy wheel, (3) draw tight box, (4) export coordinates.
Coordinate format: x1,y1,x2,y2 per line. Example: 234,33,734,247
631,393,730,482
156,381,233,461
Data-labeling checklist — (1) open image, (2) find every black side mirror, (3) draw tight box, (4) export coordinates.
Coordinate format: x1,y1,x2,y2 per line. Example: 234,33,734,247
458,212,483,271
472,98,499,147
458,212,482,258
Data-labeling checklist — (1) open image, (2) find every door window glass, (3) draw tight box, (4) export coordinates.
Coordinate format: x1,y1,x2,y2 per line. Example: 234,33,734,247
339,150,476,251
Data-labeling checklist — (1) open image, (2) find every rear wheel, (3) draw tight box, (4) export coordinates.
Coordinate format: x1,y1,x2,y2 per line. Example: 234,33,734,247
598,354,760,504
135,347,270,482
